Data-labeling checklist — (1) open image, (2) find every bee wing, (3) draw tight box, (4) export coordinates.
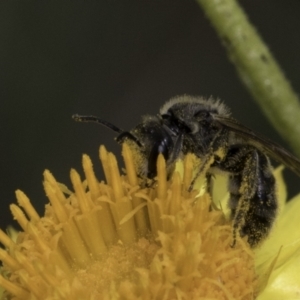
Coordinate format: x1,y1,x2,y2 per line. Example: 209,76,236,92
214,115,300,177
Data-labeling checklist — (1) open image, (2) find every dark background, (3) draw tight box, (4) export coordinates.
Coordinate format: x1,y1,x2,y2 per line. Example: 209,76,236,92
1,0,300,230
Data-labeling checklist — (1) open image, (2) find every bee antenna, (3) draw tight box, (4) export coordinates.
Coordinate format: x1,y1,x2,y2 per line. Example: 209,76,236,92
72,114,124,134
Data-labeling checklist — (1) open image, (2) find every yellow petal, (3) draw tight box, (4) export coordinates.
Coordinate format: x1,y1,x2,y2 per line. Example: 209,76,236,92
255,195,300,272
274,166,287,215
257,247,300,299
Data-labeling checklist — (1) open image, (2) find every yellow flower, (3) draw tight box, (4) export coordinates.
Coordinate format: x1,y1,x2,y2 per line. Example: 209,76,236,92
0,143,298,299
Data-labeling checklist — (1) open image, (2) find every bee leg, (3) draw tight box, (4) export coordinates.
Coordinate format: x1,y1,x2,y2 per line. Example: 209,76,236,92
166,133,183,178
229,152,258,247
206,173,213,194
168,133,183,164
188,151,216,192
219,146,277,247
239,153,277,247
206,173,216,211
188,130,226,192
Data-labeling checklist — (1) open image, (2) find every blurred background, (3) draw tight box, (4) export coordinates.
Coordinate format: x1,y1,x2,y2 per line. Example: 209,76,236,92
1,0,300,229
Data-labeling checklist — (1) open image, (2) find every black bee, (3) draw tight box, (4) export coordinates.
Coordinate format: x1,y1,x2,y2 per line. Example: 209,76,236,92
73,95,300,247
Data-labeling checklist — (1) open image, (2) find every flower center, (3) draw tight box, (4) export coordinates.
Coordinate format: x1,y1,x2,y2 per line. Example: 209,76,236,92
0,144,257,299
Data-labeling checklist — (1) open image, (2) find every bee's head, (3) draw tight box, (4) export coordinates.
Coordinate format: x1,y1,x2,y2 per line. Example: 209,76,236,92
116,116,175,179
72,114,175,179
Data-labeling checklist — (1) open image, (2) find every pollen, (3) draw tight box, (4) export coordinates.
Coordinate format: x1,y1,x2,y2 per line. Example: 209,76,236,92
0,144,257,299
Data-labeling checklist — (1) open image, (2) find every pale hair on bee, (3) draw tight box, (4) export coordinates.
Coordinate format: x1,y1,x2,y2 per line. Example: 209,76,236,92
73,95,300,247
160,95,230,118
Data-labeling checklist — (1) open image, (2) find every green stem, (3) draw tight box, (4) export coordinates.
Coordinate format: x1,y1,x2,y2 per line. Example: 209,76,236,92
196,0,300,156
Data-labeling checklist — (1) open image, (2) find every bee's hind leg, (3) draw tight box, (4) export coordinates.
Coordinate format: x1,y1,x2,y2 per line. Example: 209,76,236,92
238,152,277,247
218,146,277,247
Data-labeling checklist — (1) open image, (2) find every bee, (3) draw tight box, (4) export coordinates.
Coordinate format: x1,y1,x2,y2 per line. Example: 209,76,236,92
73,95,300,247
